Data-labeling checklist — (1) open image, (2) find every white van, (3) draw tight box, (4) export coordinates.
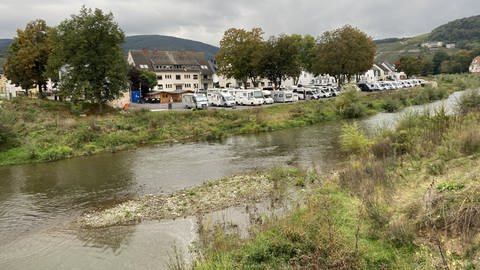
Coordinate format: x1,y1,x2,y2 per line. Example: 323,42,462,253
208,91,235,107
272,90,294,103
182,93,208,109
262,90,274,104
234,89,264,105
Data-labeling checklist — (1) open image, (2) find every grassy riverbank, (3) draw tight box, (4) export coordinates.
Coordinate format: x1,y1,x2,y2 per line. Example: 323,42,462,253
1,74,479,166
191,91,480,269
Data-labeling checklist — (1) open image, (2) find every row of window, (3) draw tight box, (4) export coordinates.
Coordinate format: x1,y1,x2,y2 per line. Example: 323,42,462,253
239,82,273,87
156,74,210,80
157,83,199,89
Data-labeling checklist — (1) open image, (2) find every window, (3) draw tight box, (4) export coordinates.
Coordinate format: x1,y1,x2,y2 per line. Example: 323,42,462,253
157,84,163,90
268,82,273,86
139,64,148,69
157,75,162,80
260,82,265,86
165,75,172,79
166,84,173,89
176,75,181,80
193,83,198,89
184,83,192,88
246,83,251,87
203,75,208,80
193,74,198,80
184,74,191,79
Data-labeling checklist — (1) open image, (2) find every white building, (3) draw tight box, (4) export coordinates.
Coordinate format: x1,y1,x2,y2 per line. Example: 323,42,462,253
128,49,215,102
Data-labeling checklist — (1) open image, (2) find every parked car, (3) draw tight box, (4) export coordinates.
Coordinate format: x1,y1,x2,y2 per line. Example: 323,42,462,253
273,90,294,103
182,93,208,109
234,89,264,105
262,90,275,104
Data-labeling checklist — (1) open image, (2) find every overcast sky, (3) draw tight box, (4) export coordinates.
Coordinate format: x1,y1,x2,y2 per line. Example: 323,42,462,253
0,0,479,46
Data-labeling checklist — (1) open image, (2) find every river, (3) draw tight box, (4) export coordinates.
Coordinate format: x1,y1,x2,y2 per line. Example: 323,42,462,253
0,91,466,269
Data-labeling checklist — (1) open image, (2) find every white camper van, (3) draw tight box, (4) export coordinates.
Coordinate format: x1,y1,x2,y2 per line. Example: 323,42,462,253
234,89,264,105
272,90,294,103
262,90,274,104
182,93,208,109
208,91,235,107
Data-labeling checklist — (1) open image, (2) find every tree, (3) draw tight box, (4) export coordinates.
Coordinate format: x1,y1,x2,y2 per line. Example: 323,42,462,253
432,51,449,74
312,25,375,88
395,56,432,77
216,27,264,88
4,19,51,97
259,35,302,89
47,7,128,112
288,34,317,84
128,67,157,95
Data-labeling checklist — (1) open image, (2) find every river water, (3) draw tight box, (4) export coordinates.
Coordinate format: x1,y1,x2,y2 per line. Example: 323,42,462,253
0,91,466,269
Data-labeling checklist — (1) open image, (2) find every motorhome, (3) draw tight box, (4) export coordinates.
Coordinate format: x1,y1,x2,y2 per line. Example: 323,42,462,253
234,89,264,105
207,91,235,107
182,93,208,109
272,90,294,103
262,90,274,104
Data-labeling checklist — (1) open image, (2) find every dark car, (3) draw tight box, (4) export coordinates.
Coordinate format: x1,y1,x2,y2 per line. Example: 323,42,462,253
357,83,372,92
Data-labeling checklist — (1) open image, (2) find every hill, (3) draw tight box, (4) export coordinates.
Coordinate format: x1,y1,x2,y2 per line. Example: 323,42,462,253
430,15,480,42
375,14,480,63
123,35,219,60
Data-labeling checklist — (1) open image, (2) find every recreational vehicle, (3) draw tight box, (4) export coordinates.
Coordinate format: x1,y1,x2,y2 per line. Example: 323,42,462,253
182,93,208,109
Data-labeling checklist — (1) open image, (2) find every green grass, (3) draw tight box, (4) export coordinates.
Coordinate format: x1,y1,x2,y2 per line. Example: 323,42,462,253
1,74,480,166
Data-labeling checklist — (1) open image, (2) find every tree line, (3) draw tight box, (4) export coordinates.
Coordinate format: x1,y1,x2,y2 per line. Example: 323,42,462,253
4,6,128,112
395,47,480,77
216,25,376,89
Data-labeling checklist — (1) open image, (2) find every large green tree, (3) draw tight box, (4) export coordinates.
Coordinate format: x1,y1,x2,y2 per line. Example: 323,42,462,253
4,19,51,97
216,27,264,88
128,66,157,95
288,34,316,84
396,56,432,77
47,7,128,112
259,35,302,89
312,25,375,87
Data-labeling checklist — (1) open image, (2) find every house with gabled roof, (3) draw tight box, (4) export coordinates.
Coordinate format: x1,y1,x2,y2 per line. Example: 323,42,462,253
127,49,215,102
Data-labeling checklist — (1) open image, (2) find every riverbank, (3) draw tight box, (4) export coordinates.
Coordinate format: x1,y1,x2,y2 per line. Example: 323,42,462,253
1,74,479,166
192,92,480,269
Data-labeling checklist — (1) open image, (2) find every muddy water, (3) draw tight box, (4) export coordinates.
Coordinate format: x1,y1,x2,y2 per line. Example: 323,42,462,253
0,91,465,269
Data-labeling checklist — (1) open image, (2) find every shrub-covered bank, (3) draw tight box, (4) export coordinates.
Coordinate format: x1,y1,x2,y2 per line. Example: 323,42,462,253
191,93,480,269
0,74,479,166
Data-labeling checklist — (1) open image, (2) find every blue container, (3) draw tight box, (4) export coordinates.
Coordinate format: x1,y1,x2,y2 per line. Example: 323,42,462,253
131,90,141,103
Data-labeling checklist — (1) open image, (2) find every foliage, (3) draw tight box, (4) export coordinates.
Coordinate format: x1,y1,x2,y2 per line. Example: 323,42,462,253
429,14,480,42
312,25,375,87
259,35,301,89
128,66,157,95
395,56,432,77
216,27,264,87
4,19,51,97
457,89,480,113
47,7,128,112
340,122,372,155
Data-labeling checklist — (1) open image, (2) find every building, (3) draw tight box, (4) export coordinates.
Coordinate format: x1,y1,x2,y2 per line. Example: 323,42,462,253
421,41,444,49
470,56,480,74
127,49,215,102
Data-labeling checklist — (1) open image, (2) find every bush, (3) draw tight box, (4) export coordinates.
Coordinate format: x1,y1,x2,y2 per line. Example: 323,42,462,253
382,98,401,112
339,122,372,155
41,145,74,161
458,90,480,114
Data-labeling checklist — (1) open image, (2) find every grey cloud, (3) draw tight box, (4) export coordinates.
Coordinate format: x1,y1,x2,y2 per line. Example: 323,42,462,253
0,0,479,46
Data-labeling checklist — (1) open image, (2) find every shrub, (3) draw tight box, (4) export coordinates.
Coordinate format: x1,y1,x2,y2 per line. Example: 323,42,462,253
41,145,74,161
339,122,372,155
382,98,401,113
457,90,480,114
